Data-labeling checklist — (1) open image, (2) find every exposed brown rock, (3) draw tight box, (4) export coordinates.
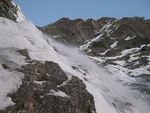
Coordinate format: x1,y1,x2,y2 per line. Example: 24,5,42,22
0,61,96,113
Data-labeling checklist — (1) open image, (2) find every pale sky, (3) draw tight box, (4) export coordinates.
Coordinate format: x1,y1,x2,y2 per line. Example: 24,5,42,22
14,0,150,26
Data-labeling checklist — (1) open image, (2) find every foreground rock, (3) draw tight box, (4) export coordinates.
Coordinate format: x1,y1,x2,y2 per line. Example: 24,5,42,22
0,60,96,113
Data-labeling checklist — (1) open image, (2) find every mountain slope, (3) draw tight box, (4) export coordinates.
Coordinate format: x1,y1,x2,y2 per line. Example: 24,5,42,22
0,18,97,113
0,17,149,113
0,1,150,113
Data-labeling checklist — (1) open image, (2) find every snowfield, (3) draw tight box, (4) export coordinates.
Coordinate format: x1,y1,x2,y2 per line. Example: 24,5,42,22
0,17,150,113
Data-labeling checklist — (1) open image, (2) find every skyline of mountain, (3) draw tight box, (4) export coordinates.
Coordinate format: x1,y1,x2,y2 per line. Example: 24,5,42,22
14,0,150,26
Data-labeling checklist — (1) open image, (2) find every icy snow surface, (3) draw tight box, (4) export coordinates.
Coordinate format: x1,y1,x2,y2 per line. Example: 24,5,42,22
0,17,150,113
110,41,118,48
47,90,70,98
125,36,136,41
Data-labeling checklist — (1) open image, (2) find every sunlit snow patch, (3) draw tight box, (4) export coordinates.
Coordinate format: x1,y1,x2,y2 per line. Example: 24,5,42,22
0,65,23,110
47,90,70,98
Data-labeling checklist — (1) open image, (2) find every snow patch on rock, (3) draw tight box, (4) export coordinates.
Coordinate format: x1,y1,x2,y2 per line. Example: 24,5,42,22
47,90,70,98
0,65,23,110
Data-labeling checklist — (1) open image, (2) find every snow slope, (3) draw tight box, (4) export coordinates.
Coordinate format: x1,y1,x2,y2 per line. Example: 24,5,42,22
0,17,150,113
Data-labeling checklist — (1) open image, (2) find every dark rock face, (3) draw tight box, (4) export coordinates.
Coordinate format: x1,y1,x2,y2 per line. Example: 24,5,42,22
0,0,18,21
41,17,150,45
0,61,96,113
40,18,102,45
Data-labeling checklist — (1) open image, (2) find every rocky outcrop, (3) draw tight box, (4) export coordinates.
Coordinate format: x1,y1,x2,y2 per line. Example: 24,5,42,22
0,60,96,113
0,0,24,21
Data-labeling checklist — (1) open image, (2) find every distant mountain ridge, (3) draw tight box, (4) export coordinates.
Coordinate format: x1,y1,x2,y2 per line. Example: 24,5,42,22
40,17,150,45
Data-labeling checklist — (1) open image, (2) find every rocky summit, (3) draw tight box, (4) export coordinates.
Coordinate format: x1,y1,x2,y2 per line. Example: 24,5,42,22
0,0,150,113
